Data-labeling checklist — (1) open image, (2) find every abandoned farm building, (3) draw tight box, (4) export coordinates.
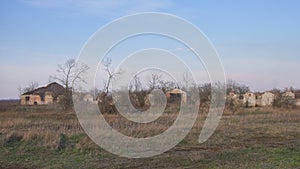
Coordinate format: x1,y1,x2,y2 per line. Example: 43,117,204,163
20,82,65,105
166,89,187,103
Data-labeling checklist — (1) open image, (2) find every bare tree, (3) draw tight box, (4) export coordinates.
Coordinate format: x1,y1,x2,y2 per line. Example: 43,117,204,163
18,81,39,95
226,79,250,94
182,70,192,90
148,71,163,90
96,58,122,113
49,59,89,91
102,58,122,95
130,74,142,92
160,81,177,93
49,59,89,109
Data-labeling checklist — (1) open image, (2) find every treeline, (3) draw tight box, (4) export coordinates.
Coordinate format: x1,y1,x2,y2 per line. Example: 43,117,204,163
19,58,300,112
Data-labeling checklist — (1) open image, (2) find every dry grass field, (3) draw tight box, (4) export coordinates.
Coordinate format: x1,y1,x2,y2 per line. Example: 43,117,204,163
0,101,299,168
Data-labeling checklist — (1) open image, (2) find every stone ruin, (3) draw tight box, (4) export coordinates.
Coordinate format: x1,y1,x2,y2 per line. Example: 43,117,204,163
20,82,65,105
256,92,275,107
228,90,299,107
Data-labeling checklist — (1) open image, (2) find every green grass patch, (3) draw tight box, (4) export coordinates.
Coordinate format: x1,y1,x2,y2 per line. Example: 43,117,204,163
0,137,110,169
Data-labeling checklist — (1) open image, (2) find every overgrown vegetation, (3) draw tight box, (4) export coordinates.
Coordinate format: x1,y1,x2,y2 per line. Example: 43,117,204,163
0,102,299,168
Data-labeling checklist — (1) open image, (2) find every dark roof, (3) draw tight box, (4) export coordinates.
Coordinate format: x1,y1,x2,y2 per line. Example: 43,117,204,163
22,82,65,98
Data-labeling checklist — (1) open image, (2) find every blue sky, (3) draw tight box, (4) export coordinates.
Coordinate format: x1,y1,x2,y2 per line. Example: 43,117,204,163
1,0,300,99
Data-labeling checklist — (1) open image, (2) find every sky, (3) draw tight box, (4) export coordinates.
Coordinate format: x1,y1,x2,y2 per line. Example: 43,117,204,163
0,0,300,99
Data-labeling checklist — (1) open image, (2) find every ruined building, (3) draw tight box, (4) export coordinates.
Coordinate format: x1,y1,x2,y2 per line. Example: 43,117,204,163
20,82,65,105
243,92,256,107
228,91,275,107
256,92,275,106
166,89,187,103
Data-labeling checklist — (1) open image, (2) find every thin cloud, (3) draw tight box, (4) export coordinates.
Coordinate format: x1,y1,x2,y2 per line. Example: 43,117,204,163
174,47,184,51
22,0,173,19
173,47,194,52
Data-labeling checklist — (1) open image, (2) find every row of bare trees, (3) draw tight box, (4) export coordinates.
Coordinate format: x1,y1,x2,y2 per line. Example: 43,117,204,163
18,57,252,110
24,57,300,111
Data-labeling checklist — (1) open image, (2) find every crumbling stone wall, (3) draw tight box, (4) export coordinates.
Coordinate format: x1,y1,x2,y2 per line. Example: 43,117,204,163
44,92,53,104
256,92,275,106
20,92,56,105
20,94,42,105
243,92,256,107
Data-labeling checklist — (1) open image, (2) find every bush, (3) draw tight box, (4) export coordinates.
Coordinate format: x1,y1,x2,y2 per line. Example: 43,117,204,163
273,96,296,108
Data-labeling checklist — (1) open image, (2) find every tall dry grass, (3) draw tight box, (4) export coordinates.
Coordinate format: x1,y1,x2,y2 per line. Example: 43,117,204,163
0,103,299,153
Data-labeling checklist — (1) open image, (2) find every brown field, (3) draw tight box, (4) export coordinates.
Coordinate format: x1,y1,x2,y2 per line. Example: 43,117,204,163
0,101,299,169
